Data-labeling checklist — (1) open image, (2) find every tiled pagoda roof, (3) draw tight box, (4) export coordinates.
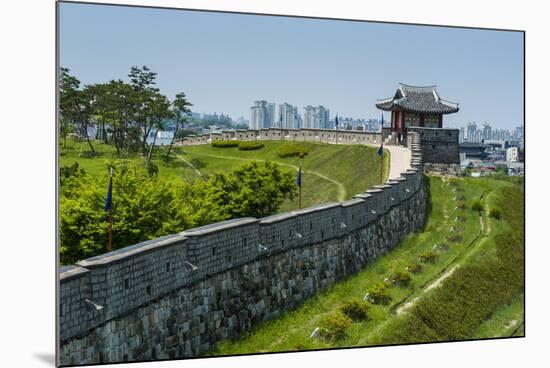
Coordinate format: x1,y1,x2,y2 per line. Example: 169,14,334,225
376,83,459,114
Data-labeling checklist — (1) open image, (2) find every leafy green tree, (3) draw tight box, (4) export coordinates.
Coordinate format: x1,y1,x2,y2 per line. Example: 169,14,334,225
128,65,160,156
59,160,297,264
77,85,99,153
60,166,191,264
96,79,137,154
166,92,193,159
145,92,172,166
59,68,99,153
59,68,80,147
204,161,297,218
86,82,111,143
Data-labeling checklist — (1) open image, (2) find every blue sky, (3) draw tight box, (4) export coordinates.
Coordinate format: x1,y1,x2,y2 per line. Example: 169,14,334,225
59,2,524,129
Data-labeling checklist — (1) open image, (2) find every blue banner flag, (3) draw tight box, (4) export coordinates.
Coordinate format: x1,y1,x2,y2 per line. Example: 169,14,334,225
381,113,384,126
378,143,384,157
104,175,113,211
296,161,302,188
335,114,339,128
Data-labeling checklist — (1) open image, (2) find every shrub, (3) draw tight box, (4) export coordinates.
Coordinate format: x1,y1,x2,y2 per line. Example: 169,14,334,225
366,283,392,305
60,162,86,184
339,299,370,322
146,162,159,177
190,158,205,169
407,263,423,274
391,270,412,287
471,199,484,212
434,243,450,251
419,251,438,263
277,143,311,158
489,208,502,220
446,234,463,243
212,140,239,148
238,141,264,151
318,311,352,340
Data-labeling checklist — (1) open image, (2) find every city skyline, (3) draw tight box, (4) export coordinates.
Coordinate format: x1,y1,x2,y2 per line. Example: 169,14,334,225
190,106,523,138
60,3,524,129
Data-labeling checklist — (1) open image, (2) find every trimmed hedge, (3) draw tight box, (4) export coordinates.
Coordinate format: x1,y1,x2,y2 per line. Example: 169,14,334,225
277,143,311,158
238,142,264,151
211,140,265,150
212,140,240,148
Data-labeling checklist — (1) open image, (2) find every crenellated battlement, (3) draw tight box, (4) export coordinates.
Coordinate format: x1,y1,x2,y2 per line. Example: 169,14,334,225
407,126,460,175
181,127,383,146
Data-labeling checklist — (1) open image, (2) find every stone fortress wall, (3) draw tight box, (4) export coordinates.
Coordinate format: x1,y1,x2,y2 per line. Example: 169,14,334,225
181,127,383,146
58,131,429,365
407,126,461,175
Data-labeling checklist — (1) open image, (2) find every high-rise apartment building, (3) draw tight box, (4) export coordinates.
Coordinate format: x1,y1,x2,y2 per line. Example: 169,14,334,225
250,100,275,129
303,105,330,129
466,122,477,141
278,103,299,129
266,103,275,128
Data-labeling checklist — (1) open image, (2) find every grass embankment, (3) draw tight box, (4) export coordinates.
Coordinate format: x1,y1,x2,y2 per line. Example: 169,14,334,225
207,176,524,355
60,139,390,211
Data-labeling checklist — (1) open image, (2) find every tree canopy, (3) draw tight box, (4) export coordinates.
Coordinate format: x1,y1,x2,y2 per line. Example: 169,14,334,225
59,161,296,265
59,66,178,157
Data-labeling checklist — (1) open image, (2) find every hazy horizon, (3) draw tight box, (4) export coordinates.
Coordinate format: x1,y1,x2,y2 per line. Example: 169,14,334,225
59,2,524,129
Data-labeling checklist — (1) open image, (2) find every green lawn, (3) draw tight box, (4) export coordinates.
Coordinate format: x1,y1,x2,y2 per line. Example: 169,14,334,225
60,139,390,212
207,176,524,355
473,293,524,339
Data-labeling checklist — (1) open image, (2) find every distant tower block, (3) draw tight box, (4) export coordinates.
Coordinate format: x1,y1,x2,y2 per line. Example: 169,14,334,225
376,83,459,141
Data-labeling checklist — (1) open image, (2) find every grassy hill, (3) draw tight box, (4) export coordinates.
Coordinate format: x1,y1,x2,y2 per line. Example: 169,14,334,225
60,139,390,212
206,176,524,355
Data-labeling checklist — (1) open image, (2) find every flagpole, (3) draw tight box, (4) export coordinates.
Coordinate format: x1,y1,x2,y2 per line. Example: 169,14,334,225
108,167,113,252
380,151,384,184
280,114,283,141
379,113,385,184
380,147,384,184
335,114,339,145
299,158,302,209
